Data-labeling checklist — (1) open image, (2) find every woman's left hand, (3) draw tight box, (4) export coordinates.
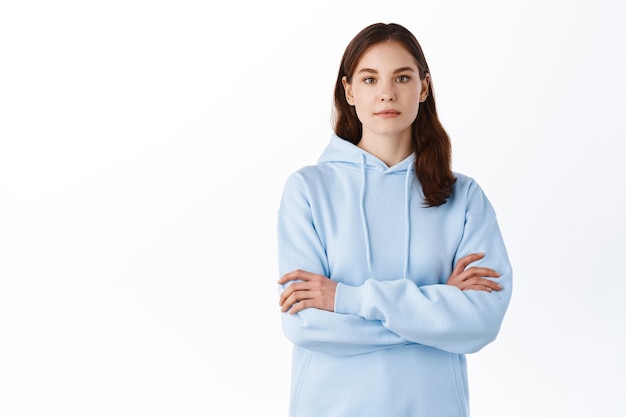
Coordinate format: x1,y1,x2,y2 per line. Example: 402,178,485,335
278,270,337,314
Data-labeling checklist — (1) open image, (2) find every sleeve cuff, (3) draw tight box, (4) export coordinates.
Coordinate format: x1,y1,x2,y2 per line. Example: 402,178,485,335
334,282,368,318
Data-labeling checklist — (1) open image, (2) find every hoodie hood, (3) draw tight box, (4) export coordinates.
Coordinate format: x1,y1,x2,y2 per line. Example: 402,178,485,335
318,133,415,174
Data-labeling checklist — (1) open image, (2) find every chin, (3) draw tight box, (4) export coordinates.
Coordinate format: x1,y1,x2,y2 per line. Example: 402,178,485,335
372,125,413,138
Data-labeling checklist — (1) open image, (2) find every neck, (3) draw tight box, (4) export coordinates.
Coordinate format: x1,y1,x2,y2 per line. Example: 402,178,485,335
357,131,413,167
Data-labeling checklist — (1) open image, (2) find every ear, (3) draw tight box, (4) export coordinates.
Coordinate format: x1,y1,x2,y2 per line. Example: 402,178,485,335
419,73,430,103
342,76,354,106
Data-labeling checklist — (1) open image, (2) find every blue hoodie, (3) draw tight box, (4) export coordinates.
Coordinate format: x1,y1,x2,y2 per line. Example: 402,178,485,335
277,134,512,417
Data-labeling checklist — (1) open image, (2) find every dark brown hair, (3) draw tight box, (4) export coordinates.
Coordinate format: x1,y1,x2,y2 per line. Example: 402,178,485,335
333,23,456,207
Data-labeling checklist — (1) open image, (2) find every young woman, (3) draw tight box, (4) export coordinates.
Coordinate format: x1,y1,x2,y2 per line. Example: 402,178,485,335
277,23,512,417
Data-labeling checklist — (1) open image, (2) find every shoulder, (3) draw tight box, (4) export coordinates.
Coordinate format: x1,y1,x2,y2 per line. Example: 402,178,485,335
452,171,472,187
283,164,327,189
449,172,477,199
279,164,331,211
283,161,339,190
451,172,495,216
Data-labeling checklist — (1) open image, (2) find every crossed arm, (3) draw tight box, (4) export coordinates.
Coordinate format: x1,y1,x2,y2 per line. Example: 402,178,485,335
279,252,502,314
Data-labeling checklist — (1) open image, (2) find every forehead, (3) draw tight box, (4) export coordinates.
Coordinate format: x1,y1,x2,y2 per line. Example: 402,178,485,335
355,40,418,70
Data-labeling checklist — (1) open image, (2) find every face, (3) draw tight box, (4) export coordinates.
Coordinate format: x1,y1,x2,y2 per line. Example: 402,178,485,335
342,40,429,142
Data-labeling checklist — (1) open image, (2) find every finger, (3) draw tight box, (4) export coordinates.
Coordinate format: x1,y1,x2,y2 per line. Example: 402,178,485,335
288,299,314,315
278,282,308,306
465,277,503,291
282,288,325,313
467,267,501,278
277,269,303,285
456,267,501,282
277,269,316,285
463,284,493,293
278,284,294,306
280,290,313,313
452,253,485,276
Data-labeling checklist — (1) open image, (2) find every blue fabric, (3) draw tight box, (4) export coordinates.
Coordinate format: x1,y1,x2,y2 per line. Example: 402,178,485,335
277,134,512,417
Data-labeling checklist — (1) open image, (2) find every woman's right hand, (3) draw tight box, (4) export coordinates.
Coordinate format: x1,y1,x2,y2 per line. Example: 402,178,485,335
446,253,503,292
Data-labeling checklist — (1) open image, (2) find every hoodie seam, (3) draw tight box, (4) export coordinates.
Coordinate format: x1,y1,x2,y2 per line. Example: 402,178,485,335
290,349,312,416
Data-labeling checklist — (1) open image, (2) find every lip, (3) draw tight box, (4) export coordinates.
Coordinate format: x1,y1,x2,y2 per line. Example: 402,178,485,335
374,109,401,118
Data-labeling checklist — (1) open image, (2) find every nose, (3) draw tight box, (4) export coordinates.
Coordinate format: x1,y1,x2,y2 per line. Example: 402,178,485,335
379,82,396,102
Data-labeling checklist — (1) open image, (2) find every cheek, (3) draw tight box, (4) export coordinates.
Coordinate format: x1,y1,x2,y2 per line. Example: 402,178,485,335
351,92,372,118
352,86,372,102
353,106,368,124
405,101,420,123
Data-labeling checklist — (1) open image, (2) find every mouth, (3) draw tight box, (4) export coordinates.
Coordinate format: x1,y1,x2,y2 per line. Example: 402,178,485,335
374,109,401,118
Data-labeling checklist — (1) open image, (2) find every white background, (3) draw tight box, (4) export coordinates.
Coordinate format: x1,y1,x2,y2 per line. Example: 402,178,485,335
1,0,625,416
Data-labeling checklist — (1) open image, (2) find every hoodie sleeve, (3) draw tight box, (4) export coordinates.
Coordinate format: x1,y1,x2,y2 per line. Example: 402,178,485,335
334,180,513,354
278,172,410,356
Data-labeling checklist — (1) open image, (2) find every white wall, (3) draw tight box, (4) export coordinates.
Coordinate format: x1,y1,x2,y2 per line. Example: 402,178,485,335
1,0,624,415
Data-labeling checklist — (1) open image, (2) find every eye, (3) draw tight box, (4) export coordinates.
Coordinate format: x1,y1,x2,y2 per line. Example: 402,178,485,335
363,77,376,84
396,75,411,83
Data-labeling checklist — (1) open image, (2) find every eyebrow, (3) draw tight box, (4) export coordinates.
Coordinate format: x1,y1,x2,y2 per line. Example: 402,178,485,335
357,66,416,74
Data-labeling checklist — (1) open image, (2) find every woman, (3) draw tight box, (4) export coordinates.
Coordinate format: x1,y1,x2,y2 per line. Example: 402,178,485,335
277,22,512,417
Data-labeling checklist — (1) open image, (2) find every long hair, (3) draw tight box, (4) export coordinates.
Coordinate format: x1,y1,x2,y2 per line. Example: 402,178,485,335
333,23,456,207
